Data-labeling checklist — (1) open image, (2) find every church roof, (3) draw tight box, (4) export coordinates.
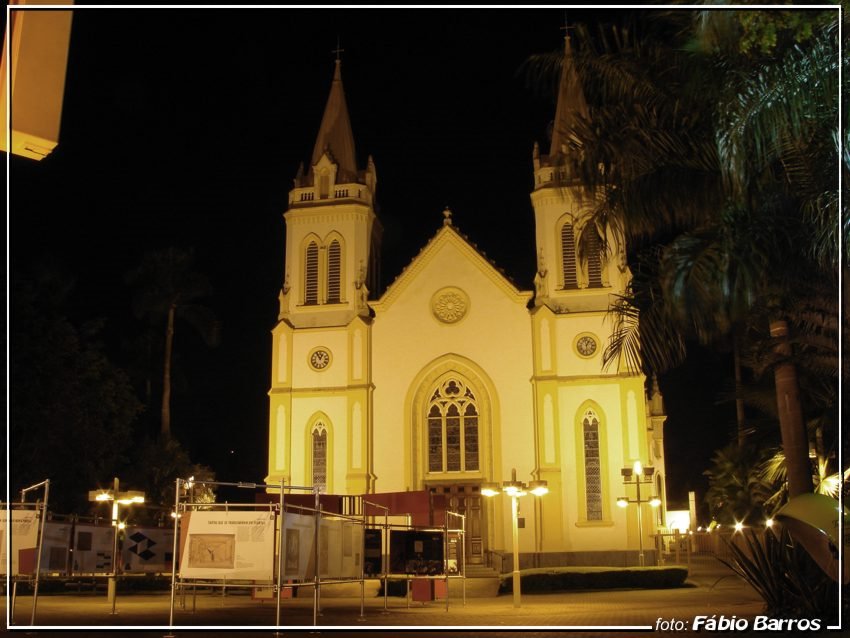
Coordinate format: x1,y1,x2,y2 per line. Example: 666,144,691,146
374,209,531,311
310,60,358,178
549,36,589,159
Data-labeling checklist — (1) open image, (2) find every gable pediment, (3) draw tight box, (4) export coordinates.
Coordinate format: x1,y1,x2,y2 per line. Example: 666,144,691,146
372,225,531,314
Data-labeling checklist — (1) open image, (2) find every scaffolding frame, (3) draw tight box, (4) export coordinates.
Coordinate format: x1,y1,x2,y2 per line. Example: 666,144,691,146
5,479,50,626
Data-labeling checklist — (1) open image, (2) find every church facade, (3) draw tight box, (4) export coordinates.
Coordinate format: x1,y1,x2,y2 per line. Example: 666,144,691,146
266,48,667,566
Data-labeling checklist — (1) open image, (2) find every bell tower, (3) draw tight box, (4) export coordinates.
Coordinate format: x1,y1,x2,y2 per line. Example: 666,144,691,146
267,58,378,495
530,36,628,313
278,59,381,329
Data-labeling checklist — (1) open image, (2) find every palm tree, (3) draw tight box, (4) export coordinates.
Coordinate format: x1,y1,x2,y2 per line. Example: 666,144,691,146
696,10,840,497
548,10,840,498
126,247,219,439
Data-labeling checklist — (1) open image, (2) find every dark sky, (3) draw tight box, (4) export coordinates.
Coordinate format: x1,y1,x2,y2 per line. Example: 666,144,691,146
10,7,736,515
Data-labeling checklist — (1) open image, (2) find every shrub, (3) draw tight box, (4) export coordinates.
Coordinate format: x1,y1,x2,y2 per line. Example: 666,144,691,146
498,566,688,594
719,527,839,623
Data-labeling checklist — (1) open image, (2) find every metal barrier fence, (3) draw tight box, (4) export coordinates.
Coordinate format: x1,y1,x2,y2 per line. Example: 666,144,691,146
654,529,763,565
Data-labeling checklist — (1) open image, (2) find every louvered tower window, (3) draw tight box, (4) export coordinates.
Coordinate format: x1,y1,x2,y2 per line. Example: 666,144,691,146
312,422,328,493
583,409,603,521
561,223,578,289
427,378,480,473
326,240,341,303
585,229,603,288
305,242,319,305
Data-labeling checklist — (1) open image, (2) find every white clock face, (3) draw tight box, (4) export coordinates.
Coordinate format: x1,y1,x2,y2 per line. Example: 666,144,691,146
309,348,331,370
577,335,597,357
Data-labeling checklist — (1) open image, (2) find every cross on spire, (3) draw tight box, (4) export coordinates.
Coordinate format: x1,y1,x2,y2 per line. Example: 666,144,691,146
560,12,576,42
332,37,344,61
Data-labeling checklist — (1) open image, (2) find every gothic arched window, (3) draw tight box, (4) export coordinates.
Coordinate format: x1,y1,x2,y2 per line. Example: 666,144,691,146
305,241,319,305
427,378,479,473
584,229,603,288
560,222,578,289
326,239,341,303
582,409,603,521
312,421,328,492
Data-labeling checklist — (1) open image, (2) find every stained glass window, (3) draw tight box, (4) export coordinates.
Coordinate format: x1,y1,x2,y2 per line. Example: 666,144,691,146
312,422,327,492
426,378,480,473
583,409,603,520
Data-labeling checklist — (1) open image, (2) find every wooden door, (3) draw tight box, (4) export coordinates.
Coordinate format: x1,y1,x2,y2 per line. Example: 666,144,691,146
431,484,485,565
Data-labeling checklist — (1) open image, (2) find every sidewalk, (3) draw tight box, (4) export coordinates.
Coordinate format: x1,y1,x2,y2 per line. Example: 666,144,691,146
1,557,772,634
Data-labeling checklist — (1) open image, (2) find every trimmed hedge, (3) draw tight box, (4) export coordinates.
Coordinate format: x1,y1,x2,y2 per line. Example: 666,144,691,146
499,566,688,593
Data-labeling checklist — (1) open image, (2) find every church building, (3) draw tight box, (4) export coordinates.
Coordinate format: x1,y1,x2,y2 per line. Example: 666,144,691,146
266,42,668,567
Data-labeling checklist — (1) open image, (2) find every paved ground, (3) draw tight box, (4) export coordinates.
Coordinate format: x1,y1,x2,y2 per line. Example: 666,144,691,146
2,557,843,636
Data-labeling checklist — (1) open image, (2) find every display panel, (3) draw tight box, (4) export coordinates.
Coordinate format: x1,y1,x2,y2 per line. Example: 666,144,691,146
179,510,276,581
389,530,445,575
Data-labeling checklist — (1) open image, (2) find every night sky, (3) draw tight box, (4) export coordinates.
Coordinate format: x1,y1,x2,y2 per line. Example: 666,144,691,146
10,7,736,514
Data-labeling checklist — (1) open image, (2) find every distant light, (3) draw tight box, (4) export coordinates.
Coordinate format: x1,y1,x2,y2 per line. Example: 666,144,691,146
117,522,126,530
734,522,744,532
633,461,643,476
95,492,112,502
617,497,629,508
765,518,774,528
649,497,662,508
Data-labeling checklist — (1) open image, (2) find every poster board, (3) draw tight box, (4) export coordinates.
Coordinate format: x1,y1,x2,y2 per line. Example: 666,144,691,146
363,528,383,577
40,520,72,574
4,510,40,576
279,513,364,581
389,529,445,576
72,523,116,574
282,511,315,581
319,518,363,579
121,526,174,573
179,510,276,581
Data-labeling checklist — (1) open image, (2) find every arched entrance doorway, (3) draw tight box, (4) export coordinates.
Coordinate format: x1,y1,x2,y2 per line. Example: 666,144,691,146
408,360,499,567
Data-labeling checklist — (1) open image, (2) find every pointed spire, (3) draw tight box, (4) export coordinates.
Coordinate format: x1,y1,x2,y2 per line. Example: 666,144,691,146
549,34,589,159
310,59,358,179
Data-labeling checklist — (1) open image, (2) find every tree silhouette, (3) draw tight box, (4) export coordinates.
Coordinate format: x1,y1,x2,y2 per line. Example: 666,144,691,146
126,247,219,439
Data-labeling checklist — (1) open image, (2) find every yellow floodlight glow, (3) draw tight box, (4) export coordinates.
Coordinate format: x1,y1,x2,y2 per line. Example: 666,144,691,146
481,483,500,497
649,497,662,508
617,497,629,508
633,460,643,476
529,481,549,497
95,492,112,502
503,484,525,497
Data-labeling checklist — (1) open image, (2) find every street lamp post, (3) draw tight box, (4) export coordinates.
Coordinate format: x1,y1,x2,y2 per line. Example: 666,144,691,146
617,461,661,567
482,468,548,608
88,478,145,614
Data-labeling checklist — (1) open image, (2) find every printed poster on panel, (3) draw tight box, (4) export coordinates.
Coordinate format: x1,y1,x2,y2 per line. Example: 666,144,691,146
72,523,116,574
319,518,363,579
4,510,39,576
121,526,174,573
283,511,315,581
40,520,72,574
179,510,276,581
